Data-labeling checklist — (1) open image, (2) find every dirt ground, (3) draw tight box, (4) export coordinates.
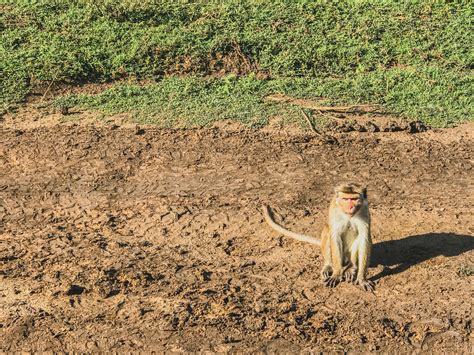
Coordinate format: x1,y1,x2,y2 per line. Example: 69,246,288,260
1,106,473,352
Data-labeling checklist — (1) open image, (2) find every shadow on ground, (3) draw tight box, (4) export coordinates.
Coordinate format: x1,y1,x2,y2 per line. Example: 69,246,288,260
371,233,474,281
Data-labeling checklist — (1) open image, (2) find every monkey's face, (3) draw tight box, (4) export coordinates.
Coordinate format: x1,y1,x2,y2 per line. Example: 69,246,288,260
337,192,363,216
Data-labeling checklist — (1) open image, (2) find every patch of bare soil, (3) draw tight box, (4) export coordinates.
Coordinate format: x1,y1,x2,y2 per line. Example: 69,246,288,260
1,109,473,352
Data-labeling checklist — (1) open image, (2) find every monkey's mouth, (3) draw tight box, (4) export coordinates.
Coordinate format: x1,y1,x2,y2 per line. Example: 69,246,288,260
346,209,357,216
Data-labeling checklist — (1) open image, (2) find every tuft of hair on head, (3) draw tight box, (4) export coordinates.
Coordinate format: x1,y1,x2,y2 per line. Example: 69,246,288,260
335,182,367,198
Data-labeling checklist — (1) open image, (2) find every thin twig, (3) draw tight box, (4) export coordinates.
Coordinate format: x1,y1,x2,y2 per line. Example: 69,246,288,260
301,108,338,144
40,70,60,103
266,94,380,114
300,108,320,135
231,39,254,73
317,109,345,121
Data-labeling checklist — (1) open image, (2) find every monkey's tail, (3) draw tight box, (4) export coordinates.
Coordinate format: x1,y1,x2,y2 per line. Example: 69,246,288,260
262,205,321,246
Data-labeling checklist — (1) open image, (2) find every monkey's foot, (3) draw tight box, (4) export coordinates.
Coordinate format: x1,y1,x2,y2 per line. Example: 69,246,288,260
355,279,375,292
324,275,342,288
343,267,358,283
321,265,333,281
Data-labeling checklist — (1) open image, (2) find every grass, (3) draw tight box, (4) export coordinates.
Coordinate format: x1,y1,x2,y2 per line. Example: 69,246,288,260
457,264,474,277
55,75,289,128
2,1,473,126
54,70,472,128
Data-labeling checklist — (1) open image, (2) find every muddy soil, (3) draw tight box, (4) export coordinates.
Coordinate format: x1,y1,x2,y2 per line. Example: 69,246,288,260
1,110,473,352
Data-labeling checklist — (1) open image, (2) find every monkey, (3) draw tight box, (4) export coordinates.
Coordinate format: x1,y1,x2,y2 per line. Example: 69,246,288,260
262,183,374,291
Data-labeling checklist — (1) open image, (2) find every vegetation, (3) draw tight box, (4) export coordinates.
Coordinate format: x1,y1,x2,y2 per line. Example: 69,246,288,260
2,1,473,126
457,264,474,277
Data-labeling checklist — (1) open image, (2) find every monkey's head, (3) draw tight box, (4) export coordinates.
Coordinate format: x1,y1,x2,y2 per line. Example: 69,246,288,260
335,183,367,216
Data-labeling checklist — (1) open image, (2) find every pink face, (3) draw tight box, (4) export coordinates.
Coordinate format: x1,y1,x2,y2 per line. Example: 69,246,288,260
337,193,363,216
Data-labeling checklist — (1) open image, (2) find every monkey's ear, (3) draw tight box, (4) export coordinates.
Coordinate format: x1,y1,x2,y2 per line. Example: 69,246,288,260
362,187,368,199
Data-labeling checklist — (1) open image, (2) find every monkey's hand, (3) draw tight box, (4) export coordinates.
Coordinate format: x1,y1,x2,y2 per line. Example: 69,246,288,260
355,278,375,292
321,265,333,280
343,267,358,283
324,274,342,288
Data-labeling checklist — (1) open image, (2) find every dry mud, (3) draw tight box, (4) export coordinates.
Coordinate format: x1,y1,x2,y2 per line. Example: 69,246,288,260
1,112,473,352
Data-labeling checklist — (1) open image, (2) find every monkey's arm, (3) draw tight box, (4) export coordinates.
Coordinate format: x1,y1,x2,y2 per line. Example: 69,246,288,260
355,228,375,291
325,229,345,287
262,205,321,246
320,225,333,280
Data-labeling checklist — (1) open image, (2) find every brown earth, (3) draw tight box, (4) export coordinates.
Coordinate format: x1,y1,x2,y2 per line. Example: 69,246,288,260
1,107,473,352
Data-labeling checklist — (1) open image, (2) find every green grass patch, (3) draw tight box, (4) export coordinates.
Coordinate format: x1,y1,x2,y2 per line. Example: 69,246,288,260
55,75,295,128
54,69,472,127
457,264,474,277
3,1,473,126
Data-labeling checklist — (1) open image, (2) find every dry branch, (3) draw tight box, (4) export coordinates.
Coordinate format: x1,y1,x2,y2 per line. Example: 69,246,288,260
299,109,338,144
300,108,320,135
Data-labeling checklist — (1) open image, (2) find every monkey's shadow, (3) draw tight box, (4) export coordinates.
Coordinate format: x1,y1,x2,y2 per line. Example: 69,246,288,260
370,233,474,282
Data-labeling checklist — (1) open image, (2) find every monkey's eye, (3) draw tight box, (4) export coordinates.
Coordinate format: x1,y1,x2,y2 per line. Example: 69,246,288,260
343,197,359,201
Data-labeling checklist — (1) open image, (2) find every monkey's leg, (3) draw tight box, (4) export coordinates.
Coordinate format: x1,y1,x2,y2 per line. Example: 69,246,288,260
324,234,344,288
343,241,359,283
355,235,375,291
320,225,333,280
